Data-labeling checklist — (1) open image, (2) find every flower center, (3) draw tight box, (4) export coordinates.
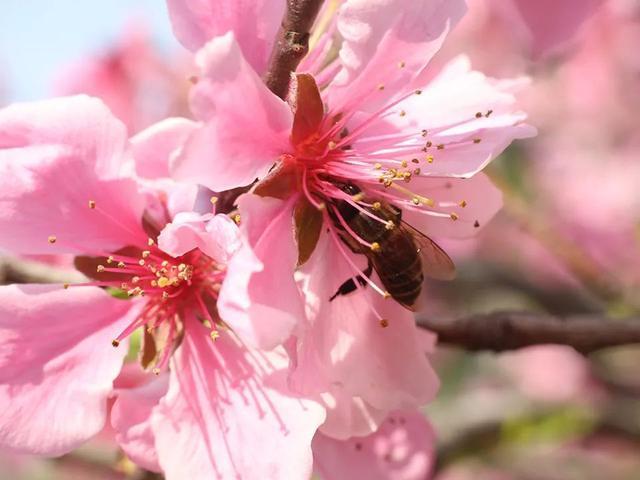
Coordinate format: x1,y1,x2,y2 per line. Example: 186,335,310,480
105,241,225,371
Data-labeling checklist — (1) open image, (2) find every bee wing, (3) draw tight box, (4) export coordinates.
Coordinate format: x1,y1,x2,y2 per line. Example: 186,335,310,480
401,222,456,281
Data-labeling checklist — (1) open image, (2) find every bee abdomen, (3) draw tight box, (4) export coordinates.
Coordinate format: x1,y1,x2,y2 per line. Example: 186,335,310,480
373,237,423,309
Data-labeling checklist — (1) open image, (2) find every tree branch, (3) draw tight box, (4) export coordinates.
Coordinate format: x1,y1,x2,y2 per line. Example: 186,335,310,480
264,0,325,99
0,257,84,285
418,311,640,354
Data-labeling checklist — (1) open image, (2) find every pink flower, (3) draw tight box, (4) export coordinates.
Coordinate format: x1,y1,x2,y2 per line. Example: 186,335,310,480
167,0,533,435
54,20,189,134
497,346,593,403
0,95,325,478
313,409,437,480
442,0,604,73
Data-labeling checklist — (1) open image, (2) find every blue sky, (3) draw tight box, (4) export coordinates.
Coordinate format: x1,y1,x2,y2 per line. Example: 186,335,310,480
0,0,178,102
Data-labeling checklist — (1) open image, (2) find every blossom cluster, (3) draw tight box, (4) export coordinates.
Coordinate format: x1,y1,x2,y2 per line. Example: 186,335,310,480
0,1,535,478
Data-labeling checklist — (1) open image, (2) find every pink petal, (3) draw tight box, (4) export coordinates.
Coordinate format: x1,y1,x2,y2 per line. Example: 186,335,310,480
403,173,503,239
166,0,284,74
510,0,604,57
0,96,128,178
130,117,198,179
151,320,325,479
291,232,439,437
314,410,436,480
112,375,168,473
171,33,293,191
328,0,467,111
498,345,590,403
158,212,241,262
167,182,201,218
218,194,305,349
319,391,389,440
0,96,148,254
377,56,535,177
0,284,133,455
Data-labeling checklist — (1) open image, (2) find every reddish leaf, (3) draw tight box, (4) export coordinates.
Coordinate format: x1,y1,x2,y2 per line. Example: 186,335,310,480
291,73,324,146
253,160,298,199
140,328,158,370
294,196,323,266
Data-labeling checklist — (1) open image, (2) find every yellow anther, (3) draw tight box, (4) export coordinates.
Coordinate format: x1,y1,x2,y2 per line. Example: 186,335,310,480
473,138,482,144
386,220,395,230
178,263,186,272
112,339,120,347
377,84,385,91
370,242,381,252
475,112,483,118
437,144,445,150
380,319,389,328
372,201,382,210
132,276,140,284
88,200,96,209
157,277,171,288
352,192,365,202
374,163,382,170
210,196,218,205
459,200,468,208
425,141,433,147
161,260,169,267
415,89,422,95
63,283,70,289
152,368,161,376
147,238,155,246
328,141,337,150
117,261,126,268
151,280,158,287
233,214,241,225
138,259,145,266
411,158,420,164
162,292,169,300
401,160,408,168
413,168,421,175
142,250,151,258
121,283,129,290
412,197,421,206
450,212,459,221
96,265,105,273
211,330,220,341
48,235,57,244
398,61,406,68
107,256,114,264
426,155,434,163
399,110,406,117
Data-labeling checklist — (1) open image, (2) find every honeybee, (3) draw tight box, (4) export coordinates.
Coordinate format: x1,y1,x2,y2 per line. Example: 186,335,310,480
327,181,455,311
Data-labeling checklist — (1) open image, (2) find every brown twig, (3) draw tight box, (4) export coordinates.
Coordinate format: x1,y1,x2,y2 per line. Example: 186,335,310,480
418,311,640,354
264,0,325,99
0,256,85,285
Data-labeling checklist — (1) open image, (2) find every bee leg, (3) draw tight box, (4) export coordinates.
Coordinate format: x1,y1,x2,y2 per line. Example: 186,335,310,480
329,261,373,301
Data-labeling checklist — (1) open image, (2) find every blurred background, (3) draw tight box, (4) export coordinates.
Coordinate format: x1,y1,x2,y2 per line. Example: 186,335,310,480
1,0,639,479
